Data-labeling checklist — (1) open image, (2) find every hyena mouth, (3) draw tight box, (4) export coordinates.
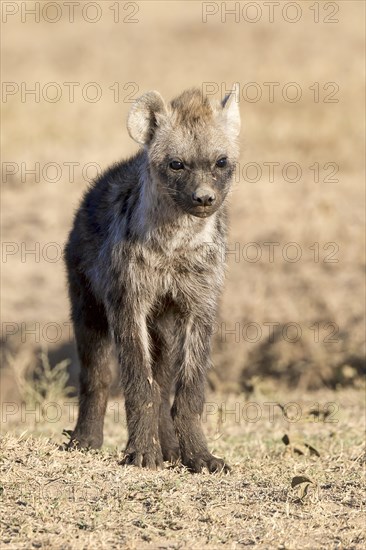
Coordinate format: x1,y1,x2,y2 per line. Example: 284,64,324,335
189,206,216,218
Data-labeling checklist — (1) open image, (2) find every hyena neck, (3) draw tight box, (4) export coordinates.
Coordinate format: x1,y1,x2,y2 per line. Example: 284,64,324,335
132,153,218,249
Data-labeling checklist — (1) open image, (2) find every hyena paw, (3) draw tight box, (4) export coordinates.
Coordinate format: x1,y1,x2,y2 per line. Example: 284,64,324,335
161,445,180,463
160,433,180,462
62,429,103,451
122,445,164,470
183,453,231,474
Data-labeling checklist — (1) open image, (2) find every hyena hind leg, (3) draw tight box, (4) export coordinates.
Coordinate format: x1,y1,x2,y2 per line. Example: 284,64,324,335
149,318,180,463
159,389,180,463
66,279,112,450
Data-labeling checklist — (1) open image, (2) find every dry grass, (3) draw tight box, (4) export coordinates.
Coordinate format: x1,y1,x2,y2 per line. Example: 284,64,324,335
1,385,365,549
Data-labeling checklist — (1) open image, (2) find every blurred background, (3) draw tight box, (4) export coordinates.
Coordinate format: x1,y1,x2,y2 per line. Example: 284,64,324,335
1,0,365,406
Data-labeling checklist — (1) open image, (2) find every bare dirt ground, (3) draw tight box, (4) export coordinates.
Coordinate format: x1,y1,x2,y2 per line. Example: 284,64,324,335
1,1,365,548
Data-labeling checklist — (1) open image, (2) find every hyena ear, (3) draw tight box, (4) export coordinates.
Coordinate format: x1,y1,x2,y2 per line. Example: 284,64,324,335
127,91,168,145
219,83,241,138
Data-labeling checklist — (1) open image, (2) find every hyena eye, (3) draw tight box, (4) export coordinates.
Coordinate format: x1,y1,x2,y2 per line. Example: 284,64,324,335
169,160,185,171
216,157,228,168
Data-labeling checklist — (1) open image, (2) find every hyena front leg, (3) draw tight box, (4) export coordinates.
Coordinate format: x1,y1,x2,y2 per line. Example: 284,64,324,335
67,279,112,450
172,317,230,474
112,301,163,469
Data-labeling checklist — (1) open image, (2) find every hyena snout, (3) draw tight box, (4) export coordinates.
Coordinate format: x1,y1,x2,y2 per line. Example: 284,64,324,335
191,188,216,207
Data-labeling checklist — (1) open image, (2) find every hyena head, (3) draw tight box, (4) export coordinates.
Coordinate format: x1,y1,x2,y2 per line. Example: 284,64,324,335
127,86,241,218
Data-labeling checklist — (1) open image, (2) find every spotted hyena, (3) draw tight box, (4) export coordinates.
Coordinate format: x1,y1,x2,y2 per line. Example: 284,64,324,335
64,85,240,472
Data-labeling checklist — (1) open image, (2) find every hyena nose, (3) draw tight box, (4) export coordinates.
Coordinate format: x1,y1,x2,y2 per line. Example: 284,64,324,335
192,189,216,207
